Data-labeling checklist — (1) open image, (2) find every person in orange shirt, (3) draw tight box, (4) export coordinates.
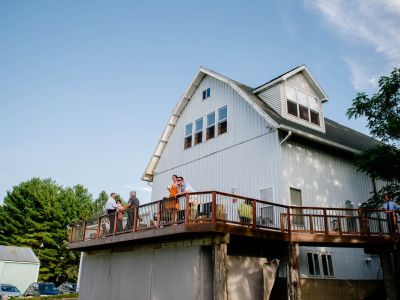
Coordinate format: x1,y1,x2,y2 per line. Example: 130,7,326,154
164,175,180,222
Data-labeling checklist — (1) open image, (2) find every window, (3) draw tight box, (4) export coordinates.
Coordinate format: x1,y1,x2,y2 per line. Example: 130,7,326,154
286,85,321,127
218,106,227,135
290,188,304,227
202,88,211,100
206,112,215,140
308,253,334,277
310,110,320,125
287,100,298,117
184,123,192,149
194,118,203,145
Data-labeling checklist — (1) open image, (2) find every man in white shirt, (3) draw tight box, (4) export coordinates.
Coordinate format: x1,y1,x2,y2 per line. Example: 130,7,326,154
104,193,119,234
176,177,195,195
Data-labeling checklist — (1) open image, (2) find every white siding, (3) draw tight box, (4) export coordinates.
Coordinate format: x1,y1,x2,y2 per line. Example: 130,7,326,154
282,73,326,132
300,247,381,280
281,139,374,207
257,84,282,114
153,75,282,202
0,261,40,293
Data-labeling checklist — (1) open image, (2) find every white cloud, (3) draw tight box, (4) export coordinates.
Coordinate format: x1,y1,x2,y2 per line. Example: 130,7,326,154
123,184,152,193
305,0,400,90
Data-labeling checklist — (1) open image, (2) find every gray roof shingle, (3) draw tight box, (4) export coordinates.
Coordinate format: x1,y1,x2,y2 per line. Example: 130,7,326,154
0,245,40,263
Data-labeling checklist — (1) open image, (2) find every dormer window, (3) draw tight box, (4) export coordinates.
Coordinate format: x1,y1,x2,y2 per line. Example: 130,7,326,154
286,85,320,126
202,88,211,100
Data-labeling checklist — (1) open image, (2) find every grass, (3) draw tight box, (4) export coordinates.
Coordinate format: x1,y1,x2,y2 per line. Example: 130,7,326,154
10,293,78,300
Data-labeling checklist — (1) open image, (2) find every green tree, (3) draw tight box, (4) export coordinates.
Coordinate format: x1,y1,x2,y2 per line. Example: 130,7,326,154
92,190,109,216
0,178,94,282
347,67,400,207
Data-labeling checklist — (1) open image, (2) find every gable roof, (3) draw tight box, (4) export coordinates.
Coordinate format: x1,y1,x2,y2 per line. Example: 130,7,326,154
142,67,378,182
0,245,39,263
253,65,329,102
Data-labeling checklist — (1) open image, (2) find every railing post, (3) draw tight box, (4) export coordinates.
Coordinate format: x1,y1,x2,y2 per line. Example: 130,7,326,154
377,211,382,235
323,209,328,235
337,216,342,235
252,199,257,228
96,217,102,238
212,192,217,223
308,216,313,233
133,207,138,232
185,193,190,223
82,221,87,242
69,225,74,242
392,211,398,236
287,207,291,234
157,201,161,228
358,208,364,235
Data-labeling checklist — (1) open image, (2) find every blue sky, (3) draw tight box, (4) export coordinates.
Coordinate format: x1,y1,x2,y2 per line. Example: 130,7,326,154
1,0,399,204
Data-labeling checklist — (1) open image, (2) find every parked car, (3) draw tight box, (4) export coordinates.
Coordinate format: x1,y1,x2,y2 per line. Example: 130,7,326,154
24,282,62,296
57,282,77,294
0,283,22,298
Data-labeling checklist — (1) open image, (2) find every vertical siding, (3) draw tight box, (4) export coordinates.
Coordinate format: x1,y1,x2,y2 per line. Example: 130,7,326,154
283,73,326,132
0,261,40,293
257,84,282,114
152,75,283,202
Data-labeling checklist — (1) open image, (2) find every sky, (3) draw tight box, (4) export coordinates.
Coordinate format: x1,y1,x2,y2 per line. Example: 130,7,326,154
1,0,399,204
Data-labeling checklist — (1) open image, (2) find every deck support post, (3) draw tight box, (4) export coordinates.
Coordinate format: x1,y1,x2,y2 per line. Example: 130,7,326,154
288,242,301,300
213,243,228,300
380,247,400,300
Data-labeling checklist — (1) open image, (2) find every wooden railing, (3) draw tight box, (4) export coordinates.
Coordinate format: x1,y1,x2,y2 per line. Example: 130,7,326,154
69,191,400,244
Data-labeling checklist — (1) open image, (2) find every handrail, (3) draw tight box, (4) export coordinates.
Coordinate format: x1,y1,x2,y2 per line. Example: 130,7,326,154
69,191,400,244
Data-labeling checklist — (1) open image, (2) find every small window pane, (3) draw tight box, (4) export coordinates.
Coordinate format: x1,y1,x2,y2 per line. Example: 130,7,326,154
206,126,215,140
286,86,296,101
195,118,203,132
310,110,320,125
207,88,211,98
195,132,202,145
327,255,334,276
299,105,309,121
287,100,298,116
218,120,227,135
321,254,329,276
218,106,227,121
207,112,215,126
185,123,192,136
202,90,206,100
307,253,315,275
313,253,320,276
184,136,192,149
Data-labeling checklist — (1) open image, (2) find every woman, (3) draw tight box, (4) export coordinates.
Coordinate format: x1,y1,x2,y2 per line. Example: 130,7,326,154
165,175,180,222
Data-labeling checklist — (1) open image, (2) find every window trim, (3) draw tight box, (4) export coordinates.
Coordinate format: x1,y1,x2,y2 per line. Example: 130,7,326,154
218,106,228,135
206,112,216,140
194,117,203,145
184,123,193,149
202,88,211,100
307,252,334,278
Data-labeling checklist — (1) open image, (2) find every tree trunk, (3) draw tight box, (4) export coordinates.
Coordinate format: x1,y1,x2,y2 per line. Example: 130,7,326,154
288,242,301,300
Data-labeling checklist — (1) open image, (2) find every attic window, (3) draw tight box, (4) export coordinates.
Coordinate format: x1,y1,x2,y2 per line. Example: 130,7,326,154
310,110,320,125
287,100,298,117
194,118,203,145
218,106,227,135
299,105,309,121
206,112,215,140
286,85,321,127
202,88,211,100
184,123,192,149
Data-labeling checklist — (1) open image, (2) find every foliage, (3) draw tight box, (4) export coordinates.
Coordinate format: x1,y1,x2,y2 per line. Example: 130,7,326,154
347,67,400,207
92,190,108,216
0,178,94,283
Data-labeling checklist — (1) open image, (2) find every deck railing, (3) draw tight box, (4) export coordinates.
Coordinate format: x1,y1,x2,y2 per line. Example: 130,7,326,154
69,191,400,243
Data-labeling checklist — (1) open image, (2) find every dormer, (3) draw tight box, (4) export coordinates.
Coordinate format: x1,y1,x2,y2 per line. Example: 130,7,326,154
253,65,328,133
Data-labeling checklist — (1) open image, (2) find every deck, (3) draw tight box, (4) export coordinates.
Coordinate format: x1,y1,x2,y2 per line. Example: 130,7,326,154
69,191,399,251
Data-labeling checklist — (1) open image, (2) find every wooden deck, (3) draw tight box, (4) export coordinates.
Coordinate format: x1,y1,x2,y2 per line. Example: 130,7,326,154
69,191,399,251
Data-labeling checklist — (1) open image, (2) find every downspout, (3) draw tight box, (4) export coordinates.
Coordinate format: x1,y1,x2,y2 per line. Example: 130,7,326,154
280,130,292,145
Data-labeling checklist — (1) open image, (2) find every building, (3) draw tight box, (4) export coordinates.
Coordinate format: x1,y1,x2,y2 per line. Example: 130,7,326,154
0,245,40,293
70,66,397,300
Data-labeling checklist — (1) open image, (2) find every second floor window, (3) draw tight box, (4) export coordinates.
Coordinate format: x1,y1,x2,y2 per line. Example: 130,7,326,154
286,85,320,126
195,118,203,145
202,88,211,100
218,106,228,135
184,123,192,149
206,112,215,140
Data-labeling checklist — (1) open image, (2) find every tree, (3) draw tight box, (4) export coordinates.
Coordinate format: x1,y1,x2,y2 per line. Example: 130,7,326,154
92,191,109,216
0,178,94,282
347,67,400,207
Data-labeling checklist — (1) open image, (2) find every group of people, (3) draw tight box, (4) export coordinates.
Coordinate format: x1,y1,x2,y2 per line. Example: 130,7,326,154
104,191,140,233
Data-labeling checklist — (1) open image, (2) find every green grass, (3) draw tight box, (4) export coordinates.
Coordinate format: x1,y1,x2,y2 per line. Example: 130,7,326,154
11,293,78,300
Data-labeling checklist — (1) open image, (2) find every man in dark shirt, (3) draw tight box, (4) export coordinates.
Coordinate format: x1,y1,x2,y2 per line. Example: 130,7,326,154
125,191,140,230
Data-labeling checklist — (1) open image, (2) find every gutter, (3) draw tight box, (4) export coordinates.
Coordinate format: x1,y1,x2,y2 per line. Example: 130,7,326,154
280,130,292,145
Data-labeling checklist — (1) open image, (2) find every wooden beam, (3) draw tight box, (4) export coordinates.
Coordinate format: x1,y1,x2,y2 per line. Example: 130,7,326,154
213,244,228,300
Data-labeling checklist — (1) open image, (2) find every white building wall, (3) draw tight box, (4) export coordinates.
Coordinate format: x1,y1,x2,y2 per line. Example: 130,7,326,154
0,261,40,293
152,75,282,202
257,84,282,114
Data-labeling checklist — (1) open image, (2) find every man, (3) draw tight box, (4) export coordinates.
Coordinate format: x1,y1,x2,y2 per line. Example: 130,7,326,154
383,194,399,234
125,191,140,230
104,193,119,234
176,177,195,195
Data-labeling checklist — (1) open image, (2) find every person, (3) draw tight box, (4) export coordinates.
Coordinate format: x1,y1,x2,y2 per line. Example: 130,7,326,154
116,199,124,232
383,193,399,234
124,191,140,230
165,175,180,222
104,193,119,234
238,200,253,224
176,176,195,195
